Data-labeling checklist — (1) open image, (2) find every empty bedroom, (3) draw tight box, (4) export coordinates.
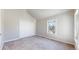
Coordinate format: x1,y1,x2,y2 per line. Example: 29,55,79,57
0,9,75,50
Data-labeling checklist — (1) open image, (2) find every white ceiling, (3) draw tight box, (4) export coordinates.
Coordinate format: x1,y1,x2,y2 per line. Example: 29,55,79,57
27,9,72,19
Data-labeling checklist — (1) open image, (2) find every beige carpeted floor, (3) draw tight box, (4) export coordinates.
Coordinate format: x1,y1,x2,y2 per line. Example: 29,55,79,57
2,36,75,50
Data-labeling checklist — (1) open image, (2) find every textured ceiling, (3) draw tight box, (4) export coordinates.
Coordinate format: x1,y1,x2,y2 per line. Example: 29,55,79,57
27,9,72,19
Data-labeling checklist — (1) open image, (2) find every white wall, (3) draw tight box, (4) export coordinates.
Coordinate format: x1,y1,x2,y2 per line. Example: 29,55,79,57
0,10,2,49
0,10,1,33
19,10,36,38
2,10,19,42
2,9,36,42
0,10,4,49
76,14,79,34
36,11,75,45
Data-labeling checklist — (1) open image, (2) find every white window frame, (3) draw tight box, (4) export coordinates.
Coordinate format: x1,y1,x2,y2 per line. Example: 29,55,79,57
47,18,57,35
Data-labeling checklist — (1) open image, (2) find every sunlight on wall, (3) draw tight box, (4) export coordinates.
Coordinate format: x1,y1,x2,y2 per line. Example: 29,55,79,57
19,18,36,38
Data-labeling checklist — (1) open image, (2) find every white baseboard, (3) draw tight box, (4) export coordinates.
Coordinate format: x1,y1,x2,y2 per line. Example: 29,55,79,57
3,34,75,46
36,34,75,45
4,35,36,43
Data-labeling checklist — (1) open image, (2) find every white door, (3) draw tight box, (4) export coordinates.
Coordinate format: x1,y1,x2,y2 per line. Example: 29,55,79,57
0,10,1,34
0,10,3,49
74,10,79,49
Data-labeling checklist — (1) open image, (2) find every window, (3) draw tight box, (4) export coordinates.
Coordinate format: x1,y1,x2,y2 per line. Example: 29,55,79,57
47,19,57,35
